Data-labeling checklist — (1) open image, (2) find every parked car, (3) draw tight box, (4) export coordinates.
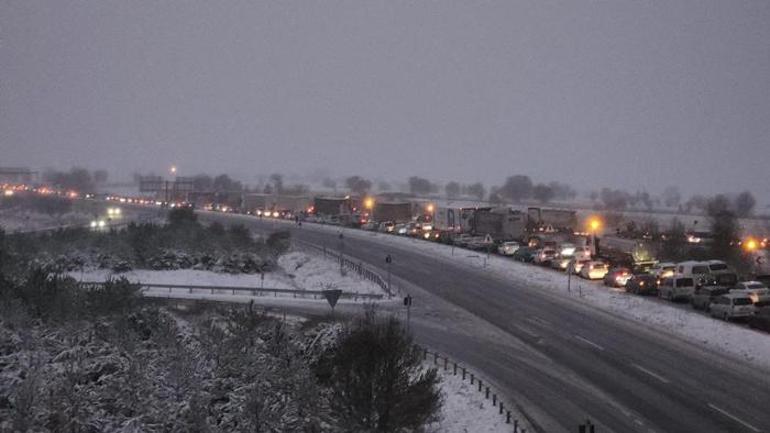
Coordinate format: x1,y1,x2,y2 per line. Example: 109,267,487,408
748,308,770,333
731,281,770,307
497,241,521,256
603,267,632,288
709,293,756,321
579,260,609,280
691,285,729,311
657,276,696,301
380,221,396,233
396,224,409,235
625,274,658,295
650,262,676,279
533,248,558,266
512,247,536,263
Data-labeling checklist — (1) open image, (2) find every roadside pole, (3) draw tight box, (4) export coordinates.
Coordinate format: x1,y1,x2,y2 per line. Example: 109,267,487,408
385,254,392,294
567,262,572,293
404,295,412,331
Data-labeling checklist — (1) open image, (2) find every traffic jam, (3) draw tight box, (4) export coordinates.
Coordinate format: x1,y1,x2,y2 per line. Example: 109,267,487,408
6,183,770,333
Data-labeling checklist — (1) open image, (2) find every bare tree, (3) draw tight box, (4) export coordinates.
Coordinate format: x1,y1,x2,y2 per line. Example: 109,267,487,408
465,182,486,201
346,176,372,195
532,183,555,204
445,181,461,199
734,191,756,217
498,175,533,203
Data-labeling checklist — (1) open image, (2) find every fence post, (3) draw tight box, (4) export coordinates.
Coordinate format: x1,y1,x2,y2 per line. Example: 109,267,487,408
514,419,518,431
462,368,466,380
499,402,504,415
506,411,511,424
485,387,490,399
492,393,496,405
423,348,428,360
433,352,438,365
443,357,448,370
453,362,457,375
471,374,474,385
478,379,482,392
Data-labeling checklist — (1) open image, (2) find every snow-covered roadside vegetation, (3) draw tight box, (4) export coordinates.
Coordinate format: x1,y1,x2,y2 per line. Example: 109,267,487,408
0,270,446,432
0,207,285,276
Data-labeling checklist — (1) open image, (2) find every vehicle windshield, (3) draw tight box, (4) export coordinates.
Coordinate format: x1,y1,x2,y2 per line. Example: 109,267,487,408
692,266,709,274
709,263,728,271
733,298,753,306
746,283,766,290
593,263,607,269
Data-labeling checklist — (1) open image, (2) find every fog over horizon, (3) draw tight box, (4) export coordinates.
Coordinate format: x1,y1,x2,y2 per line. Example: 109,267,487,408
1,1,769,201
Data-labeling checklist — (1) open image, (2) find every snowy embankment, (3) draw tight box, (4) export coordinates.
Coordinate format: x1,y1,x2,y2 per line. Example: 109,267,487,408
429,367,517,433
294,222,770,370
70,250,388,301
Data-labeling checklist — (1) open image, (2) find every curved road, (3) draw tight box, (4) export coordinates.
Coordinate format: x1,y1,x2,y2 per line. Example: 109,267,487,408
194,211,770,433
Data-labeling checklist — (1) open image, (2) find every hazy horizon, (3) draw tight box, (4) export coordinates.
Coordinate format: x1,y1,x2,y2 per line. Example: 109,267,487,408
2,1,769,201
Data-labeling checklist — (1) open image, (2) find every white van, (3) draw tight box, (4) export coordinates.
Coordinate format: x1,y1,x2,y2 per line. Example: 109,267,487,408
676,261,711,283
658,275,696,301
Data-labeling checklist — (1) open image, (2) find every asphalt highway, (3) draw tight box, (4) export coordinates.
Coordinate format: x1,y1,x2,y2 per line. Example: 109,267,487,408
185,211,770,432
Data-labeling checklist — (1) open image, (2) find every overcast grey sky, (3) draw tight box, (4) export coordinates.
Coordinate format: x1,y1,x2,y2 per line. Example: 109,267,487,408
1,1,768,200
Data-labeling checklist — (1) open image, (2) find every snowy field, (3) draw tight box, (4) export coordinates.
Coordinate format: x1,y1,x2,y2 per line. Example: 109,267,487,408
290,221,770,370
70,250,388,300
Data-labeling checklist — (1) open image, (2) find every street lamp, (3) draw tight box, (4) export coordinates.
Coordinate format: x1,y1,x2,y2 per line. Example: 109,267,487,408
743,237,759,253
587,216,602,257
170,165,177,175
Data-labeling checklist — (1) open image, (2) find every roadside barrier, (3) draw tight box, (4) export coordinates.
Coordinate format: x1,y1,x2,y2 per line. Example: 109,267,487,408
77,281,384,301
302,242,393,298
419,346,531,433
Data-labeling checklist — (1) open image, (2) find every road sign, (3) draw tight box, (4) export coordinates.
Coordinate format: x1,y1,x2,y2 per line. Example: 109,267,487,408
322,289,342,309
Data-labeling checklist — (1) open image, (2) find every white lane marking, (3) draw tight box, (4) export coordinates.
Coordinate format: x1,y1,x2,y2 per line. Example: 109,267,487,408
526,316,553,328
574,335,605,351
631,363,670,384
513,324,540,339
707,403,761,432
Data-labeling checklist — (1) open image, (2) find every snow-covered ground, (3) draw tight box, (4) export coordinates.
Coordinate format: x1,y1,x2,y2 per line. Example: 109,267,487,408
292,221,770,370
70,250,387,300
428,365,521,433
0,209,91,233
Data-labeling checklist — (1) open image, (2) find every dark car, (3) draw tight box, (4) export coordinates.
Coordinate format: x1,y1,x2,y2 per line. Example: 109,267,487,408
603,267,632,288
625,274,658,295
747,308,770,333
512,247,535,263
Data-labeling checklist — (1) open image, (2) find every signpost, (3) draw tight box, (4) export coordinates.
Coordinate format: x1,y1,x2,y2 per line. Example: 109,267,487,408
322,289,342,317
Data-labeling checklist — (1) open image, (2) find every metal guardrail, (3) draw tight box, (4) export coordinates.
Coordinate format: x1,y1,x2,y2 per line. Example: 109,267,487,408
420,346,532,433
78,281,384,301
302,242,393,298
